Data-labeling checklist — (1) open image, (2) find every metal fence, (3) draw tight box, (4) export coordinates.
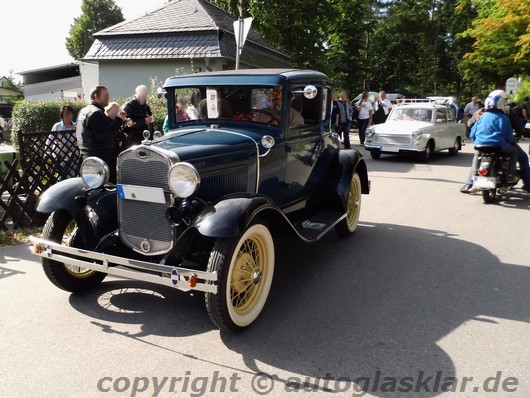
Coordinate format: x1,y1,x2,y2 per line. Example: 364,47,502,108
0,130,80,230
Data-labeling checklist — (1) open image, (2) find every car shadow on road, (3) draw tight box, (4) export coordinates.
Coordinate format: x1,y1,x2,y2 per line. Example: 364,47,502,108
365,151,473,174
66,223,530,396
220,222,530,396
69,280,213,338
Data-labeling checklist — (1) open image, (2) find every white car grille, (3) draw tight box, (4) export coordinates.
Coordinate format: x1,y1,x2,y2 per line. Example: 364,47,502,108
374,134,413,146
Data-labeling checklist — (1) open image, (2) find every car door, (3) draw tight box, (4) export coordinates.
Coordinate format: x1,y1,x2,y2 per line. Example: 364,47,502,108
282,84,326,205
434,108,449,149
445,107,459,146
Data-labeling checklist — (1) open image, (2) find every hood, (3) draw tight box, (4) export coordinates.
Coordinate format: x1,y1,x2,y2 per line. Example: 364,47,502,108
155,126,265,162
373,120,432,135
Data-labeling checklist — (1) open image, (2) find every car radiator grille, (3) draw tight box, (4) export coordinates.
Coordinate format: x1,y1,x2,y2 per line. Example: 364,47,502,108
197,166,249,202
117,149,173,255
374,134,412,145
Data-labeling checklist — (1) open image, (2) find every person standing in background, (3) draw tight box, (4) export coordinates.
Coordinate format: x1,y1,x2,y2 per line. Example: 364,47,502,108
123,85,153,147
357,91,373,145
76,86,125,183
336,90,353,149
464,96,480,119
47,105,78,179
330,91,340,132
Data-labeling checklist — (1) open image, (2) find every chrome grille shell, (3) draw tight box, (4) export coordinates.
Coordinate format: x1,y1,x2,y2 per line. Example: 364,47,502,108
117,145,179,255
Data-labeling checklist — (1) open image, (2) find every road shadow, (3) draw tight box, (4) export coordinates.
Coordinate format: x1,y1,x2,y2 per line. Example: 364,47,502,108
219,222,530,396
65,223,530,396
69,280,212,338
365,151,473,174
0,266,25,280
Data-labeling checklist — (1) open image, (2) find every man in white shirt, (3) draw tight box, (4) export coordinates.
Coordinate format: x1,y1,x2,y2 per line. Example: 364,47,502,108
379,91,392,116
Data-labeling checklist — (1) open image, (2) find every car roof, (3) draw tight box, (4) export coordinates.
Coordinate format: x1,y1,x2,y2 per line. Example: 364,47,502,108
163,69,330,88
393,103,449,110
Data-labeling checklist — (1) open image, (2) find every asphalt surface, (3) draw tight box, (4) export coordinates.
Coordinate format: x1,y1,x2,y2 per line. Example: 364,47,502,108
1,138,529,398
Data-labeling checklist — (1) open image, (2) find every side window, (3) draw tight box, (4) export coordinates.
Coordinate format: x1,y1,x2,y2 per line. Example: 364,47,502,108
322,88,329,122
446,108,455,122
291,85,321,128
436,109,447,123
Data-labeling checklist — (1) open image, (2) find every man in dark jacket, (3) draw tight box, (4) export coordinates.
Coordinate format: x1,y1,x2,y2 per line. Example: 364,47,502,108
76,86,125,183
123,85,153,147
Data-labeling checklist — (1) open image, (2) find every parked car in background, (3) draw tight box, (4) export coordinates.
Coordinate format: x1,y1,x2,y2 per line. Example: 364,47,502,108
30,69,370,332
364,102,466,161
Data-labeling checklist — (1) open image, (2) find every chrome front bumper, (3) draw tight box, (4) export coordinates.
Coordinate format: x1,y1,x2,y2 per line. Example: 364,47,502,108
28,236,218,294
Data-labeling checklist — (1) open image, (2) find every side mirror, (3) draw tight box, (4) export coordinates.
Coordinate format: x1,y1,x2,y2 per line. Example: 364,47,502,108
292,85,318,100
156,87,167,99
303,85,318,100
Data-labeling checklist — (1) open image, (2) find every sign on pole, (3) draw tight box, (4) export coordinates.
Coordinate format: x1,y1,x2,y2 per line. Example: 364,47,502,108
506,77,519,95
234,17,253,70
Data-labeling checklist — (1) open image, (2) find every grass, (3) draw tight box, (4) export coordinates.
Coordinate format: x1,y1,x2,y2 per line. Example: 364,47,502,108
0,226,42,247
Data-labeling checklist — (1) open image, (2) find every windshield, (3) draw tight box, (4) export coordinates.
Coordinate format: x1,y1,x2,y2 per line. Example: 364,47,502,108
165,85,310,130
388,108,433,122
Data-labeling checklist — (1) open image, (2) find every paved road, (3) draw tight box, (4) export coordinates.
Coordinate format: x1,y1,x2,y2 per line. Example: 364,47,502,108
1,139,529,398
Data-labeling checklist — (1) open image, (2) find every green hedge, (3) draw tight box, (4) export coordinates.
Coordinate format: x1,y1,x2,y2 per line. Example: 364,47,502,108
11,79,168,148
11,100,86,147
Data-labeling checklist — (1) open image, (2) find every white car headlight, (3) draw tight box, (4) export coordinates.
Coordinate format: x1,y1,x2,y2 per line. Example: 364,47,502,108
168,162,200,198
81,157,110,189
412,130,423,140
365,128,375,138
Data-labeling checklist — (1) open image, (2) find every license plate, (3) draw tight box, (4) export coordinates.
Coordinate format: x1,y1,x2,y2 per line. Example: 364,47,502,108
116,184,166,204
381,146,400,153
473,176,496,189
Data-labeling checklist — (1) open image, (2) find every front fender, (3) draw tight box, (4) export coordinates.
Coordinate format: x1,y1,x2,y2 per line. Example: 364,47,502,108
35,177,86,216
36,178,118,247
194,195,277,238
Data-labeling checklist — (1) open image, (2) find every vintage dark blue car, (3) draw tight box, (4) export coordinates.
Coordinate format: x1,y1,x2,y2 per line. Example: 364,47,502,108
30,69,370,331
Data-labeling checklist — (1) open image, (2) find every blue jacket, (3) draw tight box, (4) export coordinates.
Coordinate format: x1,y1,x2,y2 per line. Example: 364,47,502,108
470,110,514,151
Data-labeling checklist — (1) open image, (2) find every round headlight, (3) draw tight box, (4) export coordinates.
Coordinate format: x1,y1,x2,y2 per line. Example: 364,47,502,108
168,162,200,198
412,130,423,140
365,128,375,138
81,157,109,189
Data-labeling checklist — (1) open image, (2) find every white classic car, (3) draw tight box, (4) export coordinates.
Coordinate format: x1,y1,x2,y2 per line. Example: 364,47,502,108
364,103,466,161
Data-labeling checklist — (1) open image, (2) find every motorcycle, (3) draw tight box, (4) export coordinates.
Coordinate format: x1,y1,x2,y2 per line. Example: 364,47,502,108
473,145,520,203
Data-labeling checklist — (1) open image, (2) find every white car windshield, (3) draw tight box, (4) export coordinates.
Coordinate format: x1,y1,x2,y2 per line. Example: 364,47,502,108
388,108,433,122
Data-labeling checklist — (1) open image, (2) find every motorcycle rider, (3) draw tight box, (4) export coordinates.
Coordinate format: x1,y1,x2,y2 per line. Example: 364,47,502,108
460,90,530,193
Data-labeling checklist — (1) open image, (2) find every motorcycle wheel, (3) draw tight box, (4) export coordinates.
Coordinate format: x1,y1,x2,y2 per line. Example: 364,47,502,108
482,189,496,204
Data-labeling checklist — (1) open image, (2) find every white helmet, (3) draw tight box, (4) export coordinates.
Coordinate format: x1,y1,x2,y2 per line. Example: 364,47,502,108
484,90,507,111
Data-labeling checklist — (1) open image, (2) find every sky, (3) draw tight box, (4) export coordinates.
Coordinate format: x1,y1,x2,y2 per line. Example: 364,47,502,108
0,0,168,82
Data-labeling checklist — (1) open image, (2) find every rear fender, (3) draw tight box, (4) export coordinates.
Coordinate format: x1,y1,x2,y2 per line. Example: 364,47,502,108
336,149,370,209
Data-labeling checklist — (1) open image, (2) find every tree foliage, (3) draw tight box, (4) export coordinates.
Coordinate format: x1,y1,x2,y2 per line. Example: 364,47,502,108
458,0,530,87
204,1,530,95
66,0,124,60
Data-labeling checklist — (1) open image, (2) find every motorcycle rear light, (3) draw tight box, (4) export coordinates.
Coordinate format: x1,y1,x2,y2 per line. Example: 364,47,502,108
478,168,488,176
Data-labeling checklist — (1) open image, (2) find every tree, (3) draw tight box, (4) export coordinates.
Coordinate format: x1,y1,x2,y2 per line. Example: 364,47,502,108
209,0,330,71
66,0,124,60
458,0,530,87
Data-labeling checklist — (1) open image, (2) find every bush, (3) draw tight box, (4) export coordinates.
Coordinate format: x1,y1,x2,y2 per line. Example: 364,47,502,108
11,100,85,147
513,78,530,105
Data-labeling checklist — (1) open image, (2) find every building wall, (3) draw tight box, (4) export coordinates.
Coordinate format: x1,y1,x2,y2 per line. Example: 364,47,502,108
98,59,228,100
79,62,100,100
23,76,83,101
